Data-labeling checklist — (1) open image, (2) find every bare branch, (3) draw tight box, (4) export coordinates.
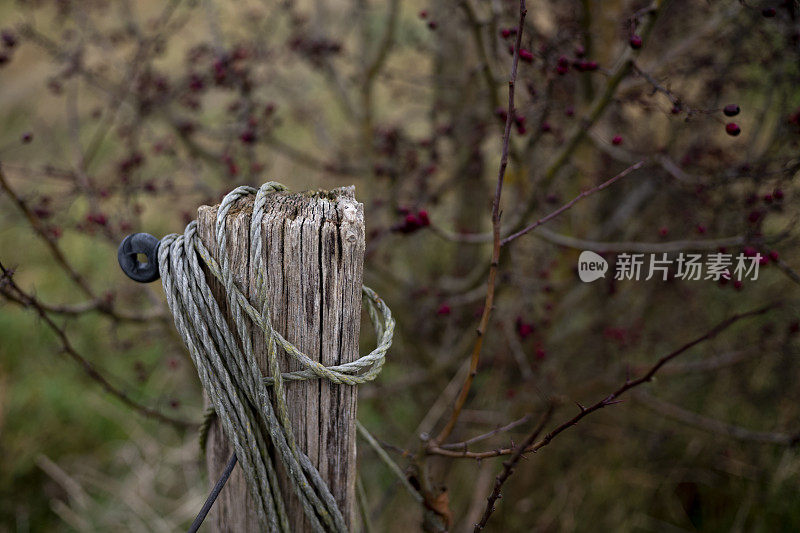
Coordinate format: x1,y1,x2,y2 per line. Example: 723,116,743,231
433,0,528,446
0,263,196,429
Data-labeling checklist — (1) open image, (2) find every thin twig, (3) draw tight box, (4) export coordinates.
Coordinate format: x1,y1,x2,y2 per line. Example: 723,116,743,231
0,263,196,429
473,405,553,531
357,421,422,503
0,165,159,323
501,161,645,246
427,302,779,460
439,414,532,451
532,226,747,253
430,161,645,244
433,0,527,446
634,391,800,446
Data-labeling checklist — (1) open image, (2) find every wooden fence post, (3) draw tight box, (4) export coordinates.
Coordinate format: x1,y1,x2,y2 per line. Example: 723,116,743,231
196,186,365,531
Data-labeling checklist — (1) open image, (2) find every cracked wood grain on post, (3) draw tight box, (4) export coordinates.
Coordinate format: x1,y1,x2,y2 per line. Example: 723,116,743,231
197,186,365,532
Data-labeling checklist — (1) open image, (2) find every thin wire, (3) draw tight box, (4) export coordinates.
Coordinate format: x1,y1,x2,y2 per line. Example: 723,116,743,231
187,453,238,533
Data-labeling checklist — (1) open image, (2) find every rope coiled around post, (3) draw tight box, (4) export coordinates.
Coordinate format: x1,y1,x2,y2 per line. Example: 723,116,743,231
158,182,394,532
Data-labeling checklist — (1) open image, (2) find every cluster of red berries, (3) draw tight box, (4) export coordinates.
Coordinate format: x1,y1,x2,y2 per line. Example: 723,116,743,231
498,28,533,62
0,29,17,67
418,10,437,30
494,108,527,135
392,207,430,234
723,104,741,136
221,153,239,177
553,53,598,75
117,152,145,182
500,27,518,39
563,45,598,73
556,56,569,75
85,212,108,226
515,316,547,360
742,246,780,265
788,106,800,130
506,44,534,63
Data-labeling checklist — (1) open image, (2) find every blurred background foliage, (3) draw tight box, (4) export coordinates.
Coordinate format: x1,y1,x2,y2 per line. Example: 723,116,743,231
1,0,800,531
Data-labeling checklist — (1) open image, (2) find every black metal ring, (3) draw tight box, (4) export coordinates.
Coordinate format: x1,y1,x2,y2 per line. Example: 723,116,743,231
117,233,161,283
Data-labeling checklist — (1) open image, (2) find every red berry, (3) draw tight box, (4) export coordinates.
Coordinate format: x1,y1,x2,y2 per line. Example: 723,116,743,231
33,206,51,219
418,10,428,19
762,7,777,17
743,246,758,257
629,35,643,49
21,132,32,143
759,255,769,266
773,188,784,200
87,213,108,226
723,104,740,117
500,28,517,39
763,193,773,204
417,210,430,226
540,121,551,133
436,303,451,316
427,21,437,30
725,122,741,136
611,135,623,145
574,45,586,57
696,224,707,234
239,129,256,144
565,106,574,117
769,250,779,261
516,317,534,339
535,345,546,360
658,227,668,237
573,60,595,72
2,30,16,48
519,48,534,63
733,280,743,290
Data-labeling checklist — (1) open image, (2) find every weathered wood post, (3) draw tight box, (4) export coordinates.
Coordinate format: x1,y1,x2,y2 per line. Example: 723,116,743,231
197,186,364,531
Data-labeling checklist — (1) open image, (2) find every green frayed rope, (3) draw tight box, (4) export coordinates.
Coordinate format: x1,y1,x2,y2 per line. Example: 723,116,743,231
159,182,394,532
